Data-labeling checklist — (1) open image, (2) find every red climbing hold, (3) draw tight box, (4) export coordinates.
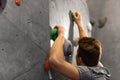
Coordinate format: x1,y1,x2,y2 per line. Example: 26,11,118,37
15,0,22,6
45,59,51,71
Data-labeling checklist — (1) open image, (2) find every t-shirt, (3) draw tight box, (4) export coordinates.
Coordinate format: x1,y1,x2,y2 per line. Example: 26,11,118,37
77,66,111,80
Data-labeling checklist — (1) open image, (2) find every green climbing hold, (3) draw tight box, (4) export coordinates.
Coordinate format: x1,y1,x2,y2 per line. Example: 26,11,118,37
50,28,58,41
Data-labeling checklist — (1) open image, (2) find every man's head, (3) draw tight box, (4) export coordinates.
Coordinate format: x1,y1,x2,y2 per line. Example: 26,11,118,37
76,37,102,66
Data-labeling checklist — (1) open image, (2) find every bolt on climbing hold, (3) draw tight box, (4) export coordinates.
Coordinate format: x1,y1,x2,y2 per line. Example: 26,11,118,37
15,0,22,6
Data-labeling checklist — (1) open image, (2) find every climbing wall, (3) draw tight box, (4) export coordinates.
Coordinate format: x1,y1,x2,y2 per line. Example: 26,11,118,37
0,0,50,80
0,0,91,80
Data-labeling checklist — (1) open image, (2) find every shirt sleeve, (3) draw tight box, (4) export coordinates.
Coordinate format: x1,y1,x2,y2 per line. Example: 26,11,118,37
77,66,92,80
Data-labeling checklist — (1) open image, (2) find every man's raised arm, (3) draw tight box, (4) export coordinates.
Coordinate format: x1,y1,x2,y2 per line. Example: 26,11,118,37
72,11,88,38
48,25,80,80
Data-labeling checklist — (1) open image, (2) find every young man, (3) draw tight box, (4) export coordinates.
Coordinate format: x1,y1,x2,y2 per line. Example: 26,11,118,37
48,11,110,80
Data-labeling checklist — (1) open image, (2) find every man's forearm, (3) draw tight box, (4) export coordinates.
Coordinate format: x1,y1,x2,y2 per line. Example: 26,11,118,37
48,34,80,80
77,22,88,38
49,34,65,63
72,11,88,38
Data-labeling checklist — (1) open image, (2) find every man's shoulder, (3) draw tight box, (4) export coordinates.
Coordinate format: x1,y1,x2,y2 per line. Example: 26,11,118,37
77,66,92,80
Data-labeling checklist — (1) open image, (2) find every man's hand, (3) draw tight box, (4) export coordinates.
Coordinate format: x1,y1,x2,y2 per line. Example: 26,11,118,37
72,11,88,38
72,11,82,25
55,25,65,36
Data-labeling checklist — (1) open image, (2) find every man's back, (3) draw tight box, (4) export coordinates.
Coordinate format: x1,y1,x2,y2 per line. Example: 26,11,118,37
77,66,111,80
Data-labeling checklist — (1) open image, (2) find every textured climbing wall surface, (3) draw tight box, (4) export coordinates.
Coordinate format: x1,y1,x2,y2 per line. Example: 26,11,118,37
0,0,91,80
0,0,50,80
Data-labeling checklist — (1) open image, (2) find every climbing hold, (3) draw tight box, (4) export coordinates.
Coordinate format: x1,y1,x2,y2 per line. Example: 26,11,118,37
50,28,58,41
15,0,22,6
1,48,4,51
87,22,92,32
45,59,53,80
71,11,78,21
98,17,107,28
0,0,7,9
50,28,73,56
45,59,51,71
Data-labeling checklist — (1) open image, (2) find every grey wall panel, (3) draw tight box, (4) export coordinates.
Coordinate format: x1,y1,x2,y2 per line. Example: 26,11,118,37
2,0,49,52
0,15,48,80
0,0,49,80
15,62,49,80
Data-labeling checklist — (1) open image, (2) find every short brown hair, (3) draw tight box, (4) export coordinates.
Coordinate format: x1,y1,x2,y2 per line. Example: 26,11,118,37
77,37,102,66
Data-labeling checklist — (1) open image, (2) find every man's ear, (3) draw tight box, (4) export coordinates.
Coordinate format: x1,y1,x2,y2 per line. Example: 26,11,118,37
76,57,82,65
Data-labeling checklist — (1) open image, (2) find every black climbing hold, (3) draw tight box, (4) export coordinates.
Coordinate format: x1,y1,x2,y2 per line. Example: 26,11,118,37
16,34,18,37
0,0,7,9
1,48,4,51
40,11,42,14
